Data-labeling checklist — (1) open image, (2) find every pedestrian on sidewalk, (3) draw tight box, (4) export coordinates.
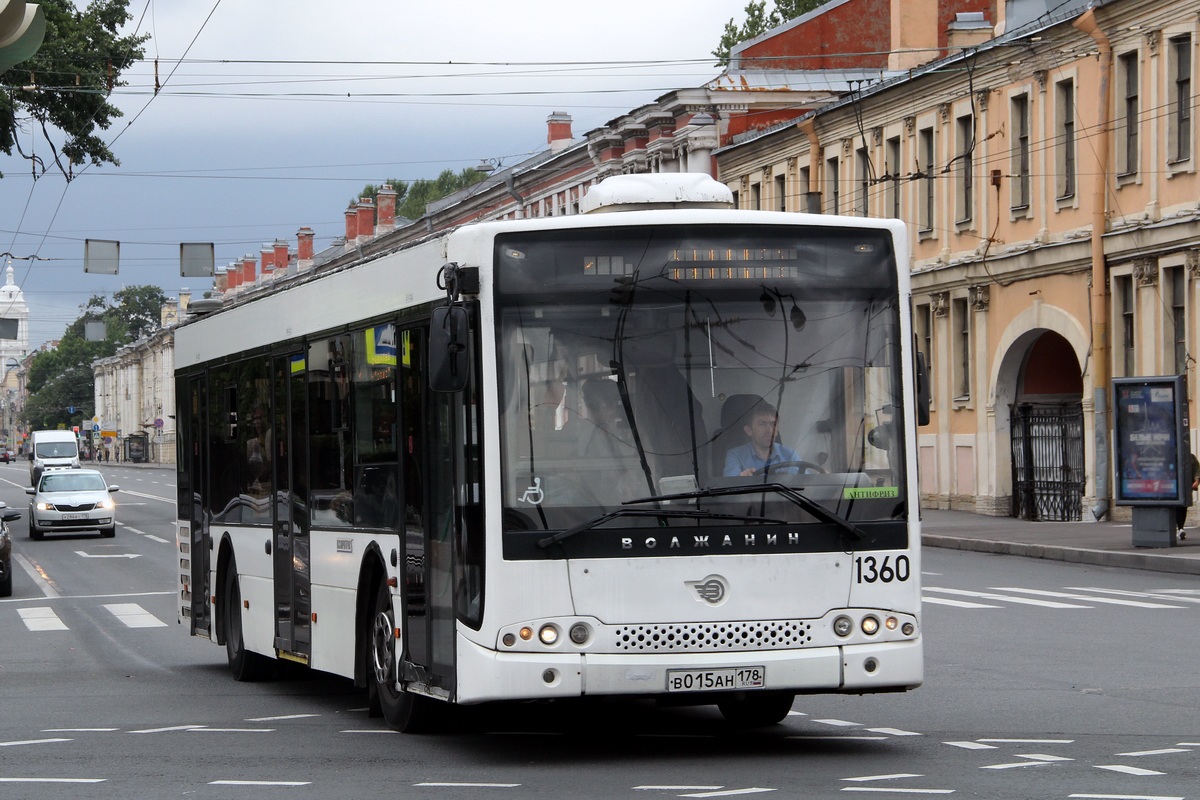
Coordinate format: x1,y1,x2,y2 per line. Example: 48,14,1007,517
1178,452,1199,540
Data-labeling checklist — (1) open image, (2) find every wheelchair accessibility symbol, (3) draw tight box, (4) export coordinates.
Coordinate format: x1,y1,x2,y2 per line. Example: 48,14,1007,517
519,477,544,505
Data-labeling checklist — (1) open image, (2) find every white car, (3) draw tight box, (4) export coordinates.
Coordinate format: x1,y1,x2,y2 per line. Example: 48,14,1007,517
25,469,119,540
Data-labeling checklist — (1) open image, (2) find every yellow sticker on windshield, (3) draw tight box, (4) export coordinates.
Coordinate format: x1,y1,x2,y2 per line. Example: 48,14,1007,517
843,486,899,500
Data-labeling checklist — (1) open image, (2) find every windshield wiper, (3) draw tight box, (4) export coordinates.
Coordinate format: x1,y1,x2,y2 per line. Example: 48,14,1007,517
537,507,788,549
624,483,864,542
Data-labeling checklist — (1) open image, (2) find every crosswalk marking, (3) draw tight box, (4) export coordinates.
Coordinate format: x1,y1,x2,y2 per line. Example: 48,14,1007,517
923,587,1089,609
1069,586,1200,604
104,603,168,628
922,596,1001,609
18,607,68,631
13,604,168,631
990,588,1184,609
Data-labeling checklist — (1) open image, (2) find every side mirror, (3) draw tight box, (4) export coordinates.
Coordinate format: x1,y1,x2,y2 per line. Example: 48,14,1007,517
429,305,470,393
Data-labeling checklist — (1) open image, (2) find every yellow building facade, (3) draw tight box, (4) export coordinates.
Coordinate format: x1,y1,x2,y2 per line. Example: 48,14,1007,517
716,0,1197,520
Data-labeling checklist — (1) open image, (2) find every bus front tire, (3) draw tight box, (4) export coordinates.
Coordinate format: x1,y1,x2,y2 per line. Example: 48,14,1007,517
367,581,435,733
224,562,271,681
717,691,795,727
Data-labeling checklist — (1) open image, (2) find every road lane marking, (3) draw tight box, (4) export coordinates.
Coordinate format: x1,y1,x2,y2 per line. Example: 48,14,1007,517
681,790,776,798
210,780,312,786
0,738,73,747
1115,748,1191,756
43,728,118,732
128,725,205,734
923,587,1088,608
980,761,1053,770
922,596,1001,608
868,729,923,736
841,774,924,782
1070,794,1184,799
840,790,954,795
75,551,140,559
119,489,173,504
0,778,105,783
1069,587,1200,604
636,787,723,791
18,606,68,631
990,587,1184,609
978,738,1073,743
943,742,997,750
1095,765,1165,776
246,714,320,722
12,553,60,598
416,783,522,788
104,603,168,628
814,719,861,727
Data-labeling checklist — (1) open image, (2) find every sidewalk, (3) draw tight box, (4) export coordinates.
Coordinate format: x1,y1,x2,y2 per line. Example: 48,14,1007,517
922,507,1200,576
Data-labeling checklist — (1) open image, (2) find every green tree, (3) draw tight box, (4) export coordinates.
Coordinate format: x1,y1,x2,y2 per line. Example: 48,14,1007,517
0,0,149,180
713,0,827,66
356,168,484,223
24,286,167,431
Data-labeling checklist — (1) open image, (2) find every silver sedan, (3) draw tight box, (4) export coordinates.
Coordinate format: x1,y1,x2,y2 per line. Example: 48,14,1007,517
25,469,119,540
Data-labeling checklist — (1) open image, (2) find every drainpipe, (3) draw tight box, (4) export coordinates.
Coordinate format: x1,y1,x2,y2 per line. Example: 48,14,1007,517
1073,8,1112,521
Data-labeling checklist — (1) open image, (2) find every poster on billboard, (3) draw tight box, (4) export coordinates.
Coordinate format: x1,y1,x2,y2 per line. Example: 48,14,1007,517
1113,375,1190,506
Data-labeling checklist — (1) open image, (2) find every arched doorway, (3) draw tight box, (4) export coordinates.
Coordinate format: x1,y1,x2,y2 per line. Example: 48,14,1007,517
1010,331,1085,520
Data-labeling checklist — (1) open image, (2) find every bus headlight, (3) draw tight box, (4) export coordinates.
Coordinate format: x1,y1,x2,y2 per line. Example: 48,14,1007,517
538,625,559,645
861,616,880,636
833,616,853,637
568,623,590,645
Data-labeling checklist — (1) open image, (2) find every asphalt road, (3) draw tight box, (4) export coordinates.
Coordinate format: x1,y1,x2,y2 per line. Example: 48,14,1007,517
0,463,1197,798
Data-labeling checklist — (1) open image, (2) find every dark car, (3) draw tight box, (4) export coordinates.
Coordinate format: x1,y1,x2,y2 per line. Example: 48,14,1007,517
0,449,13,463
0,501,22,597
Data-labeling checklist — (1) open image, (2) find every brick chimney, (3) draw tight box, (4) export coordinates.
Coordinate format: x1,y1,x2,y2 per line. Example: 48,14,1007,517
376,185,397,233
215,270,228,293
356,197,375,243
297,226,315,270
273,239,289,274
345,206,358,247
548,111,573,153
227,266,241,291
241,254,256,286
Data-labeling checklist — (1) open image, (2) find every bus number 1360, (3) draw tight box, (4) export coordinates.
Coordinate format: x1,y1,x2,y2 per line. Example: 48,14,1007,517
854,555,910,584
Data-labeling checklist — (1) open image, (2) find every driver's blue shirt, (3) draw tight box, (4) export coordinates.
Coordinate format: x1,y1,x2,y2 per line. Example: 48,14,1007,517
724,442,803,477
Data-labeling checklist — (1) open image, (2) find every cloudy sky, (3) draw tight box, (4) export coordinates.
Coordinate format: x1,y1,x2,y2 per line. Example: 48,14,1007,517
1,0,751,348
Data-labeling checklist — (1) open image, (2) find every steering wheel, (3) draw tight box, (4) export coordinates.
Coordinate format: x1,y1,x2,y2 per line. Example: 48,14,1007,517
763,460,826,474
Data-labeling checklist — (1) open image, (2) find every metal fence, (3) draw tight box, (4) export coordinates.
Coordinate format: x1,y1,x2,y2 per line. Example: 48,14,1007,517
1010,403,1085,521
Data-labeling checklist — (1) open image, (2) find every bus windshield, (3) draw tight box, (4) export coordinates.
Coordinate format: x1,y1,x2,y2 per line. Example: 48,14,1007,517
495,224,908,546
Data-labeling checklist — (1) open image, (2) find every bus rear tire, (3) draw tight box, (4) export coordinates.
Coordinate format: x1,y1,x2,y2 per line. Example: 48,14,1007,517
368,581,436,733
224,561,271,681
717,691,795,727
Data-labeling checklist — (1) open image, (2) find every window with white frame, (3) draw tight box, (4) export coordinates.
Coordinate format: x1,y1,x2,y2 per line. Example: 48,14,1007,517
1055,78,1076,199
1117,51,1139,177
953,297,970,400
918,127,934,233
1170,266,1188,375
1116,274,1135,377
1169,34,1192,164
955,114,974,223
886,135,901,219
825,156,840,214
856,146,870,217
1011,94,1031,209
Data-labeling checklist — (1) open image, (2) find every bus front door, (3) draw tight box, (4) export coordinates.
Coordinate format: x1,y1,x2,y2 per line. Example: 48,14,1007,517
272,353,311,658
182,375,210,637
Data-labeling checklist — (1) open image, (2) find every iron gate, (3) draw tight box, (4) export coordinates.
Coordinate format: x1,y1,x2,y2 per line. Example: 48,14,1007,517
1011,403,1085,521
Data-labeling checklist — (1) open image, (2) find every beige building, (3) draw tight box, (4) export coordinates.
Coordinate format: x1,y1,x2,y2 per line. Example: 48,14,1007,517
716,0,1198,521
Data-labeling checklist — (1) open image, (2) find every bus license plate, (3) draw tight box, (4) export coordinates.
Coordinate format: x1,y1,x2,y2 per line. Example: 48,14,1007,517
666,666,765,692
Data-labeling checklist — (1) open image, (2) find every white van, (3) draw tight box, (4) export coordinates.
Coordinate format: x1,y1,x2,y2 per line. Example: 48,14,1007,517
29,430,81,486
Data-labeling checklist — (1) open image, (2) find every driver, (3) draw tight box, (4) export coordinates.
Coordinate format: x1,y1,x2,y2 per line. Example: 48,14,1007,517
723,399,804,477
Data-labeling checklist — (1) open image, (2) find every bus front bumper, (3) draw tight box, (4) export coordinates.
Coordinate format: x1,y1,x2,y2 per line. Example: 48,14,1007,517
453,634,923,705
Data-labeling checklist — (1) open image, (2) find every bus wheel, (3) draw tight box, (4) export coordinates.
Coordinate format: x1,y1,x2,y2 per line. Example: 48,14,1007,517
368,582,435,733
224,561,271,681
717,691,795,727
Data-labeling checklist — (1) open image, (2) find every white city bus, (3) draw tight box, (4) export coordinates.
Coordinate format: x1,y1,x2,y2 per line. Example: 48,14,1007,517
176,174,928,732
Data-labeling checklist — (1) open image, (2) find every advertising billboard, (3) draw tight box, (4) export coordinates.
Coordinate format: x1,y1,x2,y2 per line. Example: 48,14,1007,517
1113,375,1191,506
